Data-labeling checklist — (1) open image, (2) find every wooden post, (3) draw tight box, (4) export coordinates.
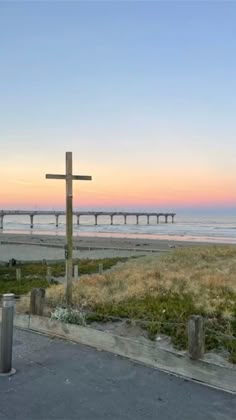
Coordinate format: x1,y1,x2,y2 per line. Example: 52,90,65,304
98,263,103,274
0,214,3,229
16,268,21,281
73,264,78,279
66,152,73,304
30,288,45,316
46,266,52,283
188,315,205,360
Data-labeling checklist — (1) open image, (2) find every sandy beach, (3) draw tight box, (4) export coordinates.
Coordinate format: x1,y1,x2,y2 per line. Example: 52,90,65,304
0,232,216,262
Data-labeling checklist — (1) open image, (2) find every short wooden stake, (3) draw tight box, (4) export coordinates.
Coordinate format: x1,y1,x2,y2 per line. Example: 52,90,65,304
73,265,78,279
188,315,205,360
46,266,52,283
98,263,103,274
16,268,21,281
30,288,45,316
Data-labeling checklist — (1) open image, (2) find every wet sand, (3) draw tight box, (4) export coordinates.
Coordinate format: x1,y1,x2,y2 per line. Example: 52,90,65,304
0,232,221,262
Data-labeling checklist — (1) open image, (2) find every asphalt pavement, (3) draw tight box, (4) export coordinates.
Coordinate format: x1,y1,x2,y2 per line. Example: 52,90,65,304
0,328,235,419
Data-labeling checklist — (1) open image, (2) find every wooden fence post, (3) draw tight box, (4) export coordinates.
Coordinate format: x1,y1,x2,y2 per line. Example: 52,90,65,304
73,265,78,279
187,315,205,360
30,288,45,316
46,266,52,283
98,263,103,274
16,268,21,281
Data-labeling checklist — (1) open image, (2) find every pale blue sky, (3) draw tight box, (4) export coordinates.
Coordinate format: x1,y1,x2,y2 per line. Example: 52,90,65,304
1,1,236,212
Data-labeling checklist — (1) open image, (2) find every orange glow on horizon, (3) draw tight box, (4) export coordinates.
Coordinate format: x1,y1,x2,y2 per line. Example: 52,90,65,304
1,162,236,210
2,183,236,209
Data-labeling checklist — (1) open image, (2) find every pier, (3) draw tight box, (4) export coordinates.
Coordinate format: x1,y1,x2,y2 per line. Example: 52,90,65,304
0,210,176,229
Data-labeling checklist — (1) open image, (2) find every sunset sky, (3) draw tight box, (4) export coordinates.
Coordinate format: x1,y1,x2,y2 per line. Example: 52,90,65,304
1,1,236,213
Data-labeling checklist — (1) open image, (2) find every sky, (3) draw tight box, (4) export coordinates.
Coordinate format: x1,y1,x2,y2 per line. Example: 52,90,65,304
0,0,236,213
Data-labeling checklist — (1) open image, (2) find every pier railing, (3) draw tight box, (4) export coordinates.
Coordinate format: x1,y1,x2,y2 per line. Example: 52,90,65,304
0,210,176,229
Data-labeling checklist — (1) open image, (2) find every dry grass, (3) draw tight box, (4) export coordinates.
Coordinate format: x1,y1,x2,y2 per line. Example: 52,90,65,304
17,245,236,360
15,295,30,313
47,245,236,319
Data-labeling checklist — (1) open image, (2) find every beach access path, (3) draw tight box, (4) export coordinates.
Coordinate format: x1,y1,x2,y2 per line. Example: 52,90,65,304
0,327,235,420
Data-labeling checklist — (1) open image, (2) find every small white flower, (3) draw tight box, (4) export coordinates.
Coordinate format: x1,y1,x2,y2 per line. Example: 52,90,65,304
51,306,86,326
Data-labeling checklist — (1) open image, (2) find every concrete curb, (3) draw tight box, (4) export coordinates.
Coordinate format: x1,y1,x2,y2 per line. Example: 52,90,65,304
4,312,235,394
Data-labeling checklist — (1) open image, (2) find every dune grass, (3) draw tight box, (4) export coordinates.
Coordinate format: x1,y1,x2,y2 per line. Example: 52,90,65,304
0,278,49,296
0,257,128,296
47,245,236,361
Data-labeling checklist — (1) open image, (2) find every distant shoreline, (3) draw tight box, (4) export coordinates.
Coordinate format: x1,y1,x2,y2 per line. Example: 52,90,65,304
0,231,231,263
0,231,217,249
1,227,236,244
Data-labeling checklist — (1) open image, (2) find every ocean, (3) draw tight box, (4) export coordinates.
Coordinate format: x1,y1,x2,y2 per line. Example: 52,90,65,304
1,213,236,244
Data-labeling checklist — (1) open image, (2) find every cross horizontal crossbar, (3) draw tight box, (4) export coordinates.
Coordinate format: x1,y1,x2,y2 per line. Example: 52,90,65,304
46,174,92,180
46,174,65,179
73,175,92,180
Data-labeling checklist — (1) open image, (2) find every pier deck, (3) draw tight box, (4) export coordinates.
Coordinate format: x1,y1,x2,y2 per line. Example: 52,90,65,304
0,210,176,229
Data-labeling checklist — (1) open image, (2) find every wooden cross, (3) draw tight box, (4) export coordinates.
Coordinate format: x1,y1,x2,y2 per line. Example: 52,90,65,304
46,152,92,305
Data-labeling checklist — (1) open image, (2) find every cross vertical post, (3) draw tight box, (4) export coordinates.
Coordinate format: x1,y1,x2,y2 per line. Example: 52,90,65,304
66,152,73,304
46,152,92,305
